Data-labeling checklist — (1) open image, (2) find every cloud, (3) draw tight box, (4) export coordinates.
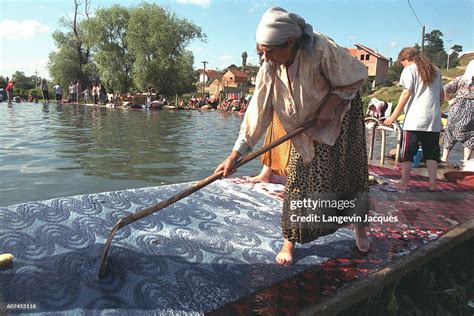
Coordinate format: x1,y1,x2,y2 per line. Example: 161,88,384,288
218,55,233,62
0,19,49,40
0,57,50,79
390,41,398,48
176,0,210,8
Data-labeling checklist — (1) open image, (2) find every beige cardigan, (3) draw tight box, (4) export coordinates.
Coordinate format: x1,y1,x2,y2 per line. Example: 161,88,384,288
233,32,368,164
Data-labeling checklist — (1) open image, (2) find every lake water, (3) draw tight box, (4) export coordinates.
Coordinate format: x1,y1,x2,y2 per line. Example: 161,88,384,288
1,102,463,207
0,103,261,206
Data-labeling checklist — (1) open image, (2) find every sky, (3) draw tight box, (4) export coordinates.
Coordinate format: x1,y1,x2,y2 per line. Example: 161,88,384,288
0,0,472,79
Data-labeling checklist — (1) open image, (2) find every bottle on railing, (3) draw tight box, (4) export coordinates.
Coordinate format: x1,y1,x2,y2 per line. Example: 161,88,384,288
412,147,423,168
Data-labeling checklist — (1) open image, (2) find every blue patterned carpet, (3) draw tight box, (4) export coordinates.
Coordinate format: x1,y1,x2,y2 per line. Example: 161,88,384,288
0,179,357,314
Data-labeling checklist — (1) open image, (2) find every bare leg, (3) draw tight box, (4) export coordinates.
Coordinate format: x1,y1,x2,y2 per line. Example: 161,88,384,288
464,147,472,163
395,161,411,190
276,239,294,265
441,148,450,162
248,165,272,183
354,225,370,252
426,159,438,191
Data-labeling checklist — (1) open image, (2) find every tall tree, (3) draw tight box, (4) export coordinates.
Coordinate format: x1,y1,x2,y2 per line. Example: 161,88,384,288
424,30,446,67
126,3,206,94
82,5,132,93
0,76,8,90
241,51,248,68
425,30,445,54
448,44,463,68
423,30,463,68
48,0,95,89
11,71,36,90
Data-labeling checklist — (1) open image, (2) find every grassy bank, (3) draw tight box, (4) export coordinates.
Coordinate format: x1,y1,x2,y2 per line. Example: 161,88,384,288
442,66,466,81
340,238,474,315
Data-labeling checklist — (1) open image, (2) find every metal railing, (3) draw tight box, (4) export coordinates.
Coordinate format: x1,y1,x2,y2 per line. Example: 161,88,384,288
365,117,402,165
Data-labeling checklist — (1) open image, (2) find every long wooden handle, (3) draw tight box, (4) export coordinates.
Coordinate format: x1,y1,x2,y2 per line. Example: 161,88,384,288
120,118,316,225
99,118,316,277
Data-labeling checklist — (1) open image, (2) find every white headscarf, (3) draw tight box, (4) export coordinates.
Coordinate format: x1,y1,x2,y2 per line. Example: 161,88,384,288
462,60,474,85
256,7,313,46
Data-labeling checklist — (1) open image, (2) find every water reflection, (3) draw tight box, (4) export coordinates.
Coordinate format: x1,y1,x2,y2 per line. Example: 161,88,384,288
0,103,257,206
0,103,462,207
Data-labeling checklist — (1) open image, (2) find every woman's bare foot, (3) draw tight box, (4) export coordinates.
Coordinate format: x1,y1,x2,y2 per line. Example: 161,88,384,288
394,181,409,190
354,226,370,253
276,239,294,265
248,165,272,183
248,173,271,183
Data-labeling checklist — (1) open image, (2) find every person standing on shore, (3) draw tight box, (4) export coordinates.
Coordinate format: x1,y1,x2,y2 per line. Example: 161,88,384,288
76,80,82,103
68,82,74,102
91,83,98,105
384,47,443,191
99,84,107,105
53,83,62,104
83,87,91,103
5,80,15,103
41,79,50,102
214,7,370,265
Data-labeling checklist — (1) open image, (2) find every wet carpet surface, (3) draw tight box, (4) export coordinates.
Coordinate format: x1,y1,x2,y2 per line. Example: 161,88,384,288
0,178,353,314
1,166,473,314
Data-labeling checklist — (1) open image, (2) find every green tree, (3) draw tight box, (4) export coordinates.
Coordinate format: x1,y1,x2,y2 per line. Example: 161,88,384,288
387,61,403,83
126,3,206,94
422,30,464,69
424,30,445,67
11,71,36,90
241,51,248,67
424,30,444,55
0,76,7,99
49,45,82,87
451,44,463,54
0,76,7,89
448,44,463,68
48,0,95,90
82,5,132,93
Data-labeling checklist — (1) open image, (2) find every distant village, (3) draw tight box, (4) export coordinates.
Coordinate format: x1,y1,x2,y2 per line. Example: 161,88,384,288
198,43,392,100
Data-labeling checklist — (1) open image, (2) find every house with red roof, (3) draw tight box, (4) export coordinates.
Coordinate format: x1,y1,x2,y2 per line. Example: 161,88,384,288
196,69,221,85
222,69,248,87
347,43,389,85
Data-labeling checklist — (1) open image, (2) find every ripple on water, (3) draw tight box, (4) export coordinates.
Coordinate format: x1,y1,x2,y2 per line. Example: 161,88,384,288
0,103,259,206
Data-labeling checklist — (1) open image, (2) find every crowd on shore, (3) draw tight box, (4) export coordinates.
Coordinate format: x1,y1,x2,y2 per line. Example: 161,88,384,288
1,78,252,114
